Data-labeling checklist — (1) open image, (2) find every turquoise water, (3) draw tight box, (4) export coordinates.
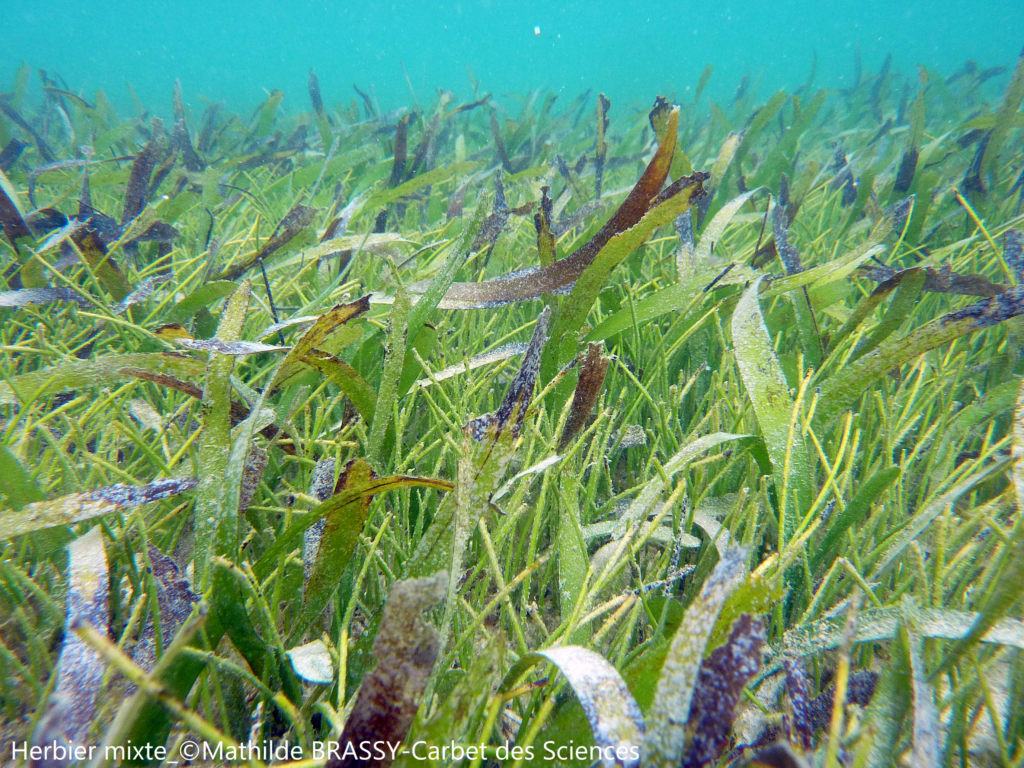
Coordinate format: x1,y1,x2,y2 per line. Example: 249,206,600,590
3,0,1022,114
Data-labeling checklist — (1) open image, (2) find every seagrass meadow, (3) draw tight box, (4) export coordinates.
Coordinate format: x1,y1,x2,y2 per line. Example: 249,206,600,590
2,49,1024,768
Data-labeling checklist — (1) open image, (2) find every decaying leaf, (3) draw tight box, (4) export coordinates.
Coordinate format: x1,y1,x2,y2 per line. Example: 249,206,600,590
238,442,267,513
121,118,167,226
0,287,92,308
1005,229,1023,280
782,657,815,751
472,174,511,250
297,458,376,639
857,263,1005,297
71,227,133,301
325,571,448,768
303,457,337,588
683,614,765,767
132,545,198,672
0,477,198,539
644,546,748,767
558,342,610,451
43,527,109,747
216,203,318,280
426,107,700,309
269,295,370,391
466,306,551,442
595,93,610,199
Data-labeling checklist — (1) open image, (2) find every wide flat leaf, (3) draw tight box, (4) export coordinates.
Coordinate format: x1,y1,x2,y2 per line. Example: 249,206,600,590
732,277,812,540
643,546,747,768
502,646,645,768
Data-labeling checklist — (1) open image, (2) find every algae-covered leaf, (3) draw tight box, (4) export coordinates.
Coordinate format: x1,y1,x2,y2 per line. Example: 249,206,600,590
502,646,645,768
731,277,812,538
0,355,195,407
405,201,487,331
783,606,1024,656
175,338,289,356
216,204,318,280
35,527,109,748
643,545,747,768
871,459,1006,579
815,285,1024,427
0,287,92,308
493,453,563,502
368,287,410,462
325,572,448,768
287,639,334,684
295,458,376,641
414,341,528,389
112,273,172,314
268,294,369,391
193,280,250,586
861,619,913,765
683,614,765,767
0,477,198,539
253,474,459,581
933,379,1024,675
905,620,940,768
133,545,198,672
558,474,590,640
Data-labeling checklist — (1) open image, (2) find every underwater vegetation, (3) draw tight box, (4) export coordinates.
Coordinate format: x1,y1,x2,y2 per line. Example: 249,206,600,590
1,47,1024,767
